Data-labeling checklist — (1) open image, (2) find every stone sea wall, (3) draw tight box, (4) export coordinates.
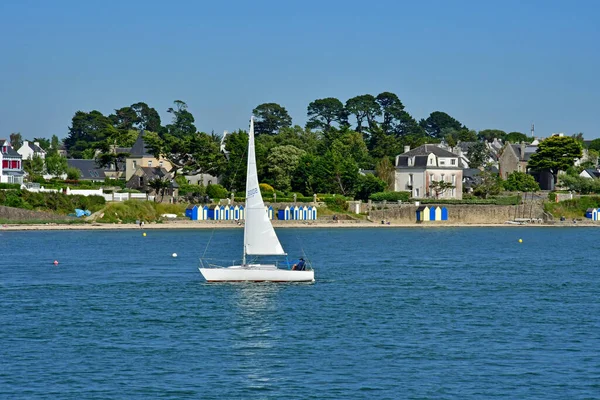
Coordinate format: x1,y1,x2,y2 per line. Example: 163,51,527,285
369,203,546,224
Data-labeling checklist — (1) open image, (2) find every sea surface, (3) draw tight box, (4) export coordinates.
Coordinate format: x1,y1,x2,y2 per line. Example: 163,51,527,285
1,227,599,399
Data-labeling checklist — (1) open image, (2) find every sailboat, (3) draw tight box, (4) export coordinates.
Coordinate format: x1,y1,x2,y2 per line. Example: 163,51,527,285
199,117,315,283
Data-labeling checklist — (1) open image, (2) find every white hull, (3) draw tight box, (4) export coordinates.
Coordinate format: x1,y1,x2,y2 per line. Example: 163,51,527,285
199,264,314,282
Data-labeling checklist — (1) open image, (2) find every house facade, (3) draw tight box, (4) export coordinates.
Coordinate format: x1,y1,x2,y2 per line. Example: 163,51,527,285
498,142,534,179
394,145,463,200
17,141,46,160
0,140,24,184
125,131,172,181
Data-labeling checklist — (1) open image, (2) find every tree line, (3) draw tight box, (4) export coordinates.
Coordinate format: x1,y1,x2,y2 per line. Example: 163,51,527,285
7,93,588,199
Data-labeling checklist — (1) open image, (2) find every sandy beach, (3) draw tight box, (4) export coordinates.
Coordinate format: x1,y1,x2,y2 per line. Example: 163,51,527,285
0,219,593,231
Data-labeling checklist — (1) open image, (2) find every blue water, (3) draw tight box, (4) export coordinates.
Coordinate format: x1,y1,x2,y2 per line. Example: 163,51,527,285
1,227,599,399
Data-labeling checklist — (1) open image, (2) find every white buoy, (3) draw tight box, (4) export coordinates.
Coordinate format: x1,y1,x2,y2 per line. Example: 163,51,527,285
172,253,178,258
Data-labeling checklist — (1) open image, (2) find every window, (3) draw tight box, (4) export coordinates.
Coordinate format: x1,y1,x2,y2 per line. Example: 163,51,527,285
451,159,456,165
148,161,152,167
441,174,445,182
132,161,137,169
430,173,434,182
408,174,413,185
429,158,433,165
440,160,445,166
415,188,420,197
159,160,163,167
452,174,456,184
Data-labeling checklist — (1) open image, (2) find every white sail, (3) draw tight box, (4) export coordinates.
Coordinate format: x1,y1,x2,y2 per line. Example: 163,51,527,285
243,117,286,256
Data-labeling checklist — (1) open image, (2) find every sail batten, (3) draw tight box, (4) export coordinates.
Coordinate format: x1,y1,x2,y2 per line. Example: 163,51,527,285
243,117,286,257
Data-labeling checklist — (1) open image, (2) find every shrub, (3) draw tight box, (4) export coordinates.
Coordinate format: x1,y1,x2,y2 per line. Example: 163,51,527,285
260,183,275,194
66,167,81,180
324,196,348,212
369,191,411,202
206,183,229,200
0,183,21,190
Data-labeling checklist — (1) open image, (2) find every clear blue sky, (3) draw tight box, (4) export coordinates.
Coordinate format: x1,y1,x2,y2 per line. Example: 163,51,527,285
0,0,598,141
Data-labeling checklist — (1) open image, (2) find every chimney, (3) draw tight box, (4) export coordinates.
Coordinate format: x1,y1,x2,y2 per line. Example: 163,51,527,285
520,141,525,160
34,141,40,147
404,145,410,153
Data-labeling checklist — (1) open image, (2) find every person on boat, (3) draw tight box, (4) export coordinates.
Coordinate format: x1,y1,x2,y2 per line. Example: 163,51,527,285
291,258,306,271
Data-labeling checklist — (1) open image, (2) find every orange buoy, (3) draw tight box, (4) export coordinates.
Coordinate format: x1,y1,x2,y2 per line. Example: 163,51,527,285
53,260,59,266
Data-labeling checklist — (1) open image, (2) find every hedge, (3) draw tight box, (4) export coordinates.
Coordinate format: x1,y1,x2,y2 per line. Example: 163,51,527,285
369,191,411,202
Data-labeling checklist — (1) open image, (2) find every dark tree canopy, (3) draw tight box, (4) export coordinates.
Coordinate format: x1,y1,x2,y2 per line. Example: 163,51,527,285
506,131,531,144
252,103,292,135
345,94,381,134
528,135,582,183
306,97,348,130
131,102,162,132
478,129,507,142
419,111,464,138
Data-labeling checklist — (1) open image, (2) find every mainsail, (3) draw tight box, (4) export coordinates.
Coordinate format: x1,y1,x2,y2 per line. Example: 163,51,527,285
243,117,286,257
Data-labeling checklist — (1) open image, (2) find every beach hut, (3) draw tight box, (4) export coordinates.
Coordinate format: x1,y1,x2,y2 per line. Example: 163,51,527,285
586,208,593,219
278,206,291,220
308,206,317,220
441,206,448,221
429,206,437,221
207,207,215,220
238,205,245,220
301,206,309,220
266,206,274,220
199,205,209,220
233,205,241,220
416,206,431,222
185,204,199,220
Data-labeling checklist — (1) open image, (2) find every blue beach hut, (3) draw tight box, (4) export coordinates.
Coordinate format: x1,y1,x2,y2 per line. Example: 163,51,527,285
441,206,448,221
185,204,199,220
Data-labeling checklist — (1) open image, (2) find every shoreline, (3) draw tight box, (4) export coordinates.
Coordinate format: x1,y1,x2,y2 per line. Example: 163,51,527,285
0,220,596,231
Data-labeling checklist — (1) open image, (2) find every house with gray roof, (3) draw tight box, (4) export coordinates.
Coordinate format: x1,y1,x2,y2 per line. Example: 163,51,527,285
0,139,24,184
17,140,46,160
394,144,463,199
124,131,172,181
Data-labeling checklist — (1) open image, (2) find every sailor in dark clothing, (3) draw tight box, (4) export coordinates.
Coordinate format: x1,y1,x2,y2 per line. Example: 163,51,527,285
292,258,306,271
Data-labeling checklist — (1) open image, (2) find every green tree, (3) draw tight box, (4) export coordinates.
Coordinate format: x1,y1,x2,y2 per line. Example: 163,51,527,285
375,156,395,190
354,174,386,201
10,133,23,150
506,131,531,143
503,172,540,192
252,103,292,135
148,177,170,202
23,153,45,179
467,141,490,169
306,97,348,130
345,94,381,134
166,100,196,137
477,129,507,142
266,145,305,191
291,153,317,195
131,102,162,132
527,135,583,185
429,180,455,199
64,110,113,158
571,132,584,143
375,92,404,135
219,130,249,192
45,153,68,177
48,135,61,156
587,138,600,151
419,111,464,138
66,166,81,180
472,165,503,199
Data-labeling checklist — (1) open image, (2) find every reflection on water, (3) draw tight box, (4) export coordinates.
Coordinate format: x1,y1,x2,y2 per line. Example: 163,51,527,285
229,284,283,392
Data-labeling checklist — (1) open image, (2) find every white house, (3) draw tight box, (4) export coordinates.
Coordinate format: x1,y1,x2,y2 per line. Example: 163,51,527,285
580,169,600,179
0,139,24,184
17,140,46,160
395,144,463,199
